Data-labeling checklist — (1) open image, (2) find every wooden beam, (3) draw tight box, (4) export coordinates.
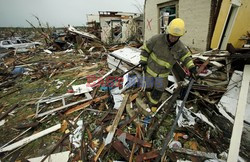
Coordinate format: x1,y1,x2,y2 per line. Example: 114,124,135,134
65,94,109,115
94,94,129,161
0,124,61,153
172,148,217,159
197,57,210,74
104,94,129,145
129,125,140,162
227,65,250,162
0,104,18,121
130,93,138,102
135,150,159,162
119,114,137,130
112,140,131,161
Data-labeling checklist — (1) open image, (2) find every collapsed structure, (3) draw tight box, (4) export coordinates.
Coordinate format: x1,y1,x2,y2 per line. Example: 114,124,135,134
87,11,143,44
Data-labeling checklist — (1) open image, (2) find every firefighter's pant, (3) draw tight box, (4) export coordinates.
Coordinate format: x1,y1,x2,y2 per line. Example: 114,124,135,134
141,73,168,106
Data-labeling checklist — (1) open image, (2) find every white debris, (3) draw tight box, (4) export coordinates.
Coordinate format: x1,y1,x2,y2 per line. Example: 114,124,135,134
217,70,250,123
107,54,128,72
177,160,192,162
67,25,98,40
121,74,138,93
63,49,74,53
72,84,93,95
111,87,123,110
69,120,83,148
55,80,65,89
107,46,141,71
218,151,246,162
176,100,196,127
117,133,129,149
28,151,70,162
169,140,182,149
0,120,5,127
0,124,61,153
88,47,95,52
193,111,215,129
198,69,213,77
176,100,215,128
111,47,140,65
44,49,52,54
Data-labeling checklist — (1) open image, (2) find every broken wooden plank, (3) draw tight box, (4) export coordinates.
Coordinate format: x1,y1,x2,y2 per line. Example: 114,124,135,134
119,114,137,130
116,129,152,148
65,94,109,115
192,54,224,68
0,88,21,99
94,94,129,161
0,124,61,153
104,94,129,145
192,85,226,92
126,103,142,126
227,65,250,162
130,93,138,102
93,142,105,162
197,57,210,74
129,125,140,162
112,140,131,161
0,104,18,121
171,148,217,159
15,121,39,130
135,150,159,162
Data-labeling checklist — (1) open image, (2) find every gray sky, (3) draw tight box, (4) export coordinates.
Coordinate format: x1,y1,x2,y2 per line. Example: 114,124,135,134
0,0,144,27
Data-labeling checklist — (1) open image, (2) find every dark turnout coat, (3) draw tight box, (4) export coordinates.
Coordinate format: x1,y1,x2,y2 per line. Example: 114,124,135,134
140,34,195,105
140,33,194,79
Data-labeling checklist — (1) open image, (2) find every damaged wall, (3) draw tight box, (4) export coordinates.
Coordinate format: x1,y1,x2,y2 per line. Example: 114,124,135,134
211,0,250,49
86,14,100,25
99,12,142,44
179,0,212,51
144,0,212,51
144,0,169,42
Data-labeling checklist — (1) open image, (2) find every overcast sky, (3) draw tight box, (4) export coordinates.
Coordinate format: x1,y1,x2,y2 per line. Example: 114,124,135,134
0,0,144,27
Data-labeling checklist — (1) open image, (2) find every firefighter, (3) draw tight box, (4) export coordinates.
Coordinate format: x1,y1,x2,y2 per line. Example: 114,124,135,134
139,18,197,111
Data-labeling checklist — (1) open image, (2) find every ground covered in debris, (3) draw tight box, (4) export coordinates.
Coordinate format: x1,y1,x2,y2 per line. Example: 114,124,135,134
1,27,250,162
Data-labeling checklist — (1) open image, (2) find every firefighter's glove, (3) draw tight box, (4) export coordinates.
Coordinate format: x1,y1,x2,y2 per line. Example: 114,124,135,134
139,60,147,72
189,66,199,81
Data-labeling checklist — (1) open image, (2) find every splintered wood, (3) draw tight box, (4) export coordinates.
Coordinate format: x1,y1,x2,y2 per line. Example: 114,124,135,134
94,94,129,161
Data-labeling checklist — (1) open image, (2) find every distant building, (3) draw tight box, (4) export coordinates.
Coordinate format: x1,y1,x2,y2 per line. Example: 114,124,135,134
87,11,143,44
86,14,100,26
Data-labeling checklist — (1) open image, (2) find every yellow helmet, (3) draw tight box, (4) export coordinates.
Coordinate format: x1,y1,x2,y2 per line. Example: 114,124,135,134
166,18,186,36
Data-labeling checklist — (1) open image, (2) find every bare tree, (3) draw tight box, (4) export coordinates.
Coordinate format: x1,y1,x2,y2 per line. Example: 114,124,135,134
132,0,144,14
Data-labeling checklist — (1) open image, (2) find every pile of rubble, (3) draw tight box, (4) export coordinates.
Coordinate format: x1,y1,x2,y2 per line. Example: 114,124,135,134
0,26,250,162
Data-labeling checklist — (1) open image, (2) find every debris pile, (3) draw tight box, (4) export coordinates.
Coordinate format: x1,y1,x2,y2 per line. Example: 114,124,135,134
0,27,250,162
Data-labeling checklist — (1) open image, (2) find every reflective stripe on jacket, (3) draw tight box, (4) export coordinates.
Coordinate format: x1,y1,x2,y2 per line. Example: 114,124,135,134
140,34,194,78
